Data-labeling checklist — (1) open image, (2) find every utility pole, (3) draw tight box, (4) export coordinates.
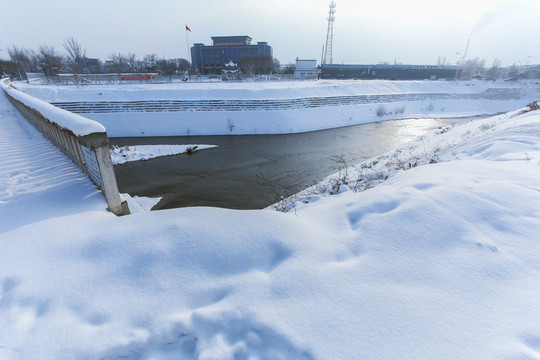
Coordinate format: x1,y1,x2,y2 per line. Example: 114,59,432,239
322,1,336,65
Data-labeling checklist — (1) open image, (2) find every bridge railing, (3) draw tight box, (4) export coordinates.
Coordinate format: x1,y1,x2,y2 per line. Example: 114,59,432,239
1,78,129,216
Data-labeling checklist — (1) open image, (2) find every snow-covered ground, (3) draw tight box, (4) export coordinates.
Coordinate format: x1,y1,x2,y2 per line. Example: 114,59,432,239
13,80,540,136
12,79,540,101
1,85,540,359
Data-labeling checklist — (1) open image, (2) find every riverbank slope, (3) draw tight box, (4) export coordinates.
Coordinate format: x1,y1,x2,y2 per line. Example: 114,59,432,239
13,79,540,136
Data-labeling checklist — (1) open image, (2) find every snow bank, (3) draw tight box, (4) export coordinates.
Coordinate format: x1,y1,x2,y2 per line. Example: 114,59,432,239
11,79,539,101
121,193,161,213
274,105,538,211
2,80,105,136
110,144,217,165
1,99,540,359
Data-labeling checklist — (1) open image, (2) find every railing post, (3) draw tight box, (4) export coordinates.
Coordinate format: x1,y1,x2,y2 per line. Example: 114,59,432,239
94,144,130,216
79,133,130,216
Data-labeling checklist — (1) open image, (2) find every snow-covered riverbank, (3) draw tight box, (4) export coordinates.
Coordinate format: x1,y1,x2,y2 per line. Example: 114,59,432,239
1,82,540,359
13,79,540,136
12,79,540,101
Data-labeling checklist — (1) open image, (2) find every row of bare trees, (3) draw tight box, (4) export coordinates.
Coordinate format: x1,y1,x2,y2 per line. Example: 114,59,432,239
2,37,191,80
458,57,536,80
7,45,66,78
106,53,190,74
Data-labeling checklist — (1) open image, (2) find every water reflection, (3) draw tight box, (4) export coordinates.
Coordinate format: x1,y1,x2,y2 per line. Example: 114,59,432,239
111,117,469,210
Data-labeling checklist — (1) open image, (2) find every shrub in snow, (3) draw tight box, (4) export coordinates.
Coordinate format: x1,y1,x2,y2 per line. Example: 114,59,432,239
523,101,540,113
326,176,350,195
228,119,235,131
437,126,450,134
376,105,387,117
376,104,405,117
393,105,406,115
479,122,496,131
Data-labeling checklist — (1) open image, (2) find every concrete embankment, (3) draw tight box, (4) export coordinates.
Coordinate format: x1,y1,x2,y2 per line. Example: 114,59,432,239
13,80,540,137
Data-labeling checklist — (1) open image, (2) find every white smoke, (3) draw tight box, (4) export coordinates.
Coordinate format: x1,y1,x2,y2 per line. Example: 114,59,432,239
470,0,530,36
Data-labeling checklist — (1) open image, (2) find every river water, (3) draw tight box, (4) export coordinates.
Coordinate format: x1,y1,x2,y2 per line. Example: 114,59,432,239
110,117,469,210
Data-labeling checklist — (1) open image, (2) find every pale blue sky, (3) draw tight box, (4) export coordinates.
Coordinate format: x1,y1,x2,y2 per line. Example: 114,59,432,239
2,0,540,66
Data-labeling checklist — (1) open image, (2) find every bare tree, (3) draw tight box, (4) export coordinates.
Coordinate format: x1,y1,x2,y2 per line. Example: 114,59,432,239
125,53,137,72
142,53,158,72
107,53,141,73
37,46,65,76
154,58,190,75
272,58,280,73
282,64,295,74
238,56,278,75
7,46,36,79
238,57,255,75
461,58,486,80
0,59,18,78
505,64,519,80
109,53,128,73
176,58,191,73
63,37,86,74
485,58,502,80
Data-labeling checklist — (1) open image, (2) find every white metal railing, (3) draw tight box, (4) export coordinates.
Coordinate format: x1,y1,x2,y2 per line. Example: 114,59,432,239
1,78,129,216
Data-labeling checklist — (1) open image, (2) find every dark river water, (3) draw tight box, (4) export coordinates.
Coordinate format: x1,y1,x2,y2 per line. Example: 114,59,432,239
110,117,469,210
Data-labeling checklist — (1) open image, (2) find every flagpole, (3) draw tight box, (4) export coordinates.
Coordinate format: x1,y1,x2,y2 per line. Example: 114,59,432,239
185,25,190,64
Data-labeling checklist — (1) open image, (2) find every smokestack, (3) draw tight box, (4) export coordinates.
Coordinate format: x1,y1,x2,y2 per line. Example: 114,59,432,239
462,38,471,64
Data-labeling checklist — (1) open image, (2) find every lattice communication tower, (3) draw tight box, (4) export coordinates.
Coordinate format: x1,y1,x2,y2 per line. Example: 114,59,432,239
322,1,336,65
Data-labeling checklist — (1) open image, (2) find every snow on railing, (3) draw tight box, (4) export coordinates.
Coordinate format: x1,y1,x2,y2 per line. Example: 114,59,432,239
0,78,129,216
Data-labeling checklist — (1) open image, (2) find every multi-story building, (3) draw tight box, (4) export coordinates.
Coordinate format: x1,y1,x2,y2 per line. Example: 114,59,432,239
191,36,272,74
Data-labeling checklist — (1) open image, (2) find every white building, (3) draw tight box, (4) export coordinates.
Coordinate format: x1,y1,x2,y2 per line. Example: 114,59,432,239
294,59,320,79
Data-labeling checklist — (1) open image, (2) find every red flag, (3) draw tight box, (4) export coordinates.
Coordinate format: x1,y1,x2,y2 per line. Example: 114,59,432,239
185,25,191,32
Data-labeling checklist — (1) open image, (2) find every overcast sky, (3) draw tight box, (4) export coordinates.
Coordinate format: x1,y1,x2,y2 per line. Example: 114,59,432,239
2,0,540,67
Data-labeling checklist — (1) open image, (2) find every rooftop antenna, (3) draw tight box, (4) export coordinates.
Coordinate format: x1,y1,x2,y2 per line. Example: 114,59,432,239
322,1,336,65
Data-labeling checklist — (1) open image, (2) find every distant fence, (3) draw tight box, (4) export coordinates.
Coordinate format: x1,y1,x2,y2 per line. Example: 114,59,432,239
1,78,129,216
25,72,296,85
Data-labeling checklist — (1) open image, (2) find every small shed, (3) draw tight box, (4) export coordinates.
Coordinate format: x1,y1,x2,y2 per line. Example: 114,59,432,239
294,59,320,79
